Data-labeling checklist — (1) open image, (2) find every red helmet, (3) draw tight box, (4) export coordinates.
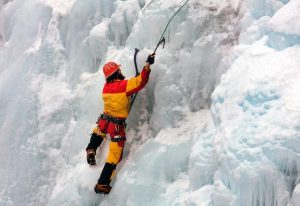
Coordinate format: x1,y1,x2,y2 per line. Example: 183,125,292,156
103,61,121,78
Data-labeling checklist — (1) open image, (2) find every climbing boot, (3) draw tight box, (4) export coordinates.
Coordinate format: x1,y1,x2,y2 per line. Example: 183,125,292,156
86,149,96,165
94,184,112,194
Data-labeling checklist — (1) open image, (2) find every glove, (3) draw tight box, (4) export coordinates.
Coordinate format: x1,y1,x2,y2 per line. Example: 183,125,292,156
146,54,155,65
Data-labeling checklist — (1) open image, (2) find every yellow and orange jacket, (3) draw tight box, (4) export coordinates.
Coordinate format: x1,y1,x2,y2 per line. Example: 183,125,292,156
102,66,151,118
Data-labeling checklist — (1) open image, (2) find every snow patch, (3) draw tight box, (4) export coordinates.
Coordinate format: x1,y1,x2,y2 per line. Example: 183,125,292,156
40,0,76,16
269,0,300,36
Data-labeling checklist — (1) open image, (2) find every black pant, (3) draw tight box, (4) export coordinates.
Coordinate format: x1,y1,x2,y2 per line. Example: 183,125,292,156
86,133,116,186
86,133,103,151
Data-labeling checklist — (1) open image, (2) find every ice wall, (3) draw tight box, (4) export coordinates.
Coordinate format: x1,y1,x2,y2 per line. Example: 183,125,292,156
210,0,300,205
0,0,299,206
212,45,300,206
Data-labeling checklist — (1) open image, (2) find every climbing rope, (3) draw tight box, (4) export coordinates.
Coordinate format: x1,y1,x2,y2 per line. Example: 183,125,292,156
152,0,190,55
129,0,191,112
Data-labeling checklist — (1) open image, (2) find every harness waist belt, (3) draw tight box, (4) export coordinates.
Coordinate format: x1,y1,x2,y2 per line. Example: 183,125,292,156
99,114,126,125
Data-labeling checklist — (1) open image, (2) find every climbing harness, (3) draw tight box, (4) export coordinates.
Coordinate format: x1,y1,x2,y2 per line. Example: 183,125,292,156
96,114,126,142
129,0,190,111
110,135,126,142
97,114,126,125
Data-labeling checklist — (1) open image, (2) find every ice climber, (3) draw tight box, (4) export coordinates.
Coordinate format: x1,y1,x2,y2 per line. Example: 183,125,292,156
86,54,155,194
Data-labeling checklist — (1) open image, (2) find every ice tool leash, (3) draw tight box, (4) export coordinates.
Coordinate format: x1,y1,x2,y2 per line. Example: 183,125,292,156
129,0,190,112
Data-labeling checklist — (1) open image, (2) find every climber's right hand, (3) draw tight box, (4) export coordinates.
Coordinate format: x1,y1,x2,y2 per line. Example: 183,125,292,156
146,54,155,65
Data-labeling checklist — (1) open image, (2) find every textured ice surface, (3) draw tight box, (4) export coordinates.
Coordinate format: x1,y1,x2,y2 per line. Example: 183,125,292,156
212,45,300,206
269,0,300,36
0,0,299,206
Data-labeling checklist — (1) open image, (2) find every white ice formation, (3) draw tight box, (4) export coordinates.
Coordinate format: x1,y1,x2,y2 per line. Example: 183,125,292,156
0,0,299,205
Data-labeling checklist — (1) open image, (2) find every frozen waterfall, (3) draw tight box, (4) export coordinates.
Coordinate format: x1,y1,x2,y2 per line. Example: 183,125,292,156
0,0,299,206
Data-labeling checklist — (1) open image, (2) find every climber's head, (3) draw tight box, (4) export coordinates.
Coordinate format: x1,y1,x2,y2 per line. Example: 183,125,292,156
103,61,125,82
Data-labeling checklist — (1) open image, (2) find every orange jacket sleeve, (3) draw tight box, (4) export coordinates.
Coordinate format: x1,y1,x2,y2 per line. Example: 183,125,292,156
125,66,151,96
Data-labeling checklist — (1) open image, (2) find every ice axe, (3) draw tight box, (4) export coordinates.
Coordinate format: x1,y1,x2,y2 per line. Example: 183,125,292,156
128,48,140,112
129,0,190,112
152,37,165,56
152,0,190,55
